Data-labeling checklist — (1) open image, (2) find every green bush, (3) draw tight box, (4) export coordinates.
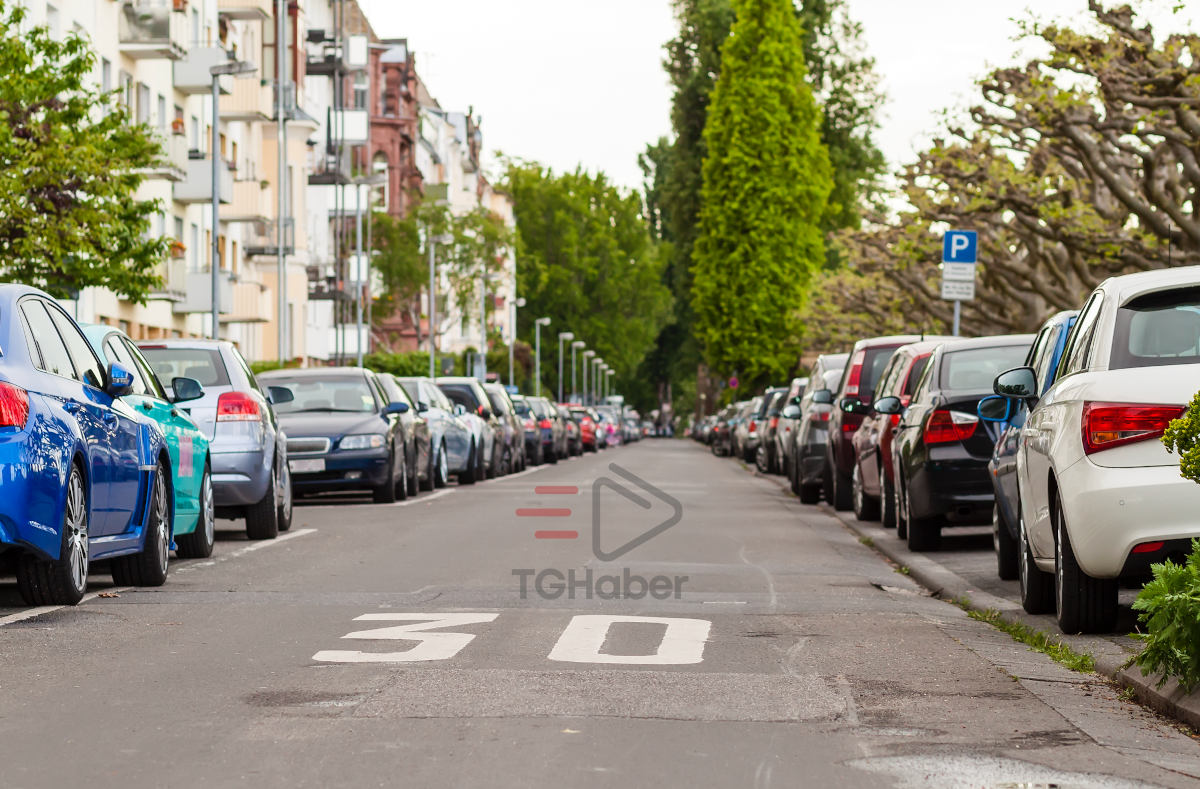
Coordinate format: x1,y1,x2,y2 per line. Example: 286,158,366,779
1162,390,1200,484
363,351,431,378
1132,539,1200,692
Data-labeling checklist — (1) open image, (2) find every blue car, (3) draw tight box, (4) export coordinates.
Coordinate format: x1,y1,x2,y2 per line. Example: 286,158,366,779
0,285,174,605
977,310,1078,581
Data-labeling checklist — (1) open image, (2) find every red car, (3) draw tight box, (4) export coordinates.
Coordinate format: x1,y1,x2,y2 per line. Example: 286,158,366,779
849,340,944,525
568,406,598,452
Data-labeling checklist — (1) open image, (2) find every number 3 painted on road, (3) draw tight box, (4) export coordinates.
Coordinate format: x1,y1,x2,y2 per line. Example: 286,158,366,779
312,613,500,663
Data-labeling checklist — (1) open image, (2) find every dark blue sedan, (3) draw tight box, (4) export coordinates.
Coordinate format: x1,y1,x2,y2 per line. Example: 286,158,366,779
0,285,174,605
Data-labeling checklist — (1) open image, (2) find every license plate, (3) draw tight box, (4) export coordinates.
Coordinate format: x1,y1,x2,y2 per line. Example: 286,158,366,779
289,458,325,474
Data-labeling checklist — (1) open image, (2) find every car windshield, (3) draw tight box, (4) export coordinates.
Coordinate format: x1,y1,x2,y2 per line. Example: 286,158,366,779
939,345,1032,392
268,377,378,414
1111,287,1200,369
139,347,230,388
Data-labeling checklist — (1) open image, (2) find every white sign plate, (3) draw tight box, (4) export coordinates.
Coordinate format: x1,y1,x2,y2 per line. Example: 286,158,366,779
941,279,975,301
942,262,976,282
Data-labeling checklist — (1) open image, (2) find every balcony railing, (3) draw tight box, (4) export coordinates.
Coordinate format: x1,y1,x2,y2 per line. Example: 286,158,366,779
173,156,234,204
220,77,273,122
221,180,271,223
217,0,271,20
245,219,295,257
305,34,369,76
148,259,189,302
141,133,189,182
119,0,188,60
307,150,351,186
173,47,234,95
173,270,233,314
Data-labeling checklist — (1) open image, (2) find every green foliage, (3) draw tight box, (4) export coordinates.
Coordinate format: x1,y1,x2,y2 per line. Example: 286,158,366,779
691,0,832,386
1132,540,1200,692
249,359,302,376
0,1,170,301
965,607,1095,674
1163,391,1200,485
363,351,432,378
504,161,673,411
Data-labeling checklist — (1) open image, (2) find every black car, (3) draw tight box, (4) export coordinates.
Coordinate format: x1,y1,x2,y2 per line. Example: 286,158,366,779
438,377,507,478
511,394,545,465
755,387,788,473
484,382,526,473
259,367,413,503
875,335,1034,551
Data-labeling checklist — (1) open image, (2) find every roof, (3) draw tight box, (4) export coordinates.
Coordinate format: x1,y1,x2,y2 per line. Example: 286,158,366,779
1099,266,1200,305
936,334,1037,353
258,367,370,379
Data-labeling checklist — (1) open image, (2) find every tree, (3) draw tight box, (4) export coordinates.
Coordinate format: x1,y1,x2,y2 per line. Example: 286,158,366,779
0,1,169,301
691,0,832,386
505,161,672,410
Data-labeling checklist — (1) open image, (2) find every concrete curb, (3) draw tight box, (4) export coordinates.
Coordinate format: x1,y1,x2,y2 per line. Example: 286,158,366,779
752,466,1200,731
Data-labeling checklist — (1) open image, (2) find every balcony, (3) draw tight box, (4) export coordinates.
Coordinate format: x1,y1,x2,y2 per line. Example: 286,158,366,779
220,77,273,122
141,133,189,182
173,47,234,95
148,259,189,302
245,219,295,257
335,109,369,146
173,156,234,204
307,151,351,186
217,0,271,20
221,180,271,223
119,0,188,60
173,270,234,314
305,33,369,76
221,281,271,324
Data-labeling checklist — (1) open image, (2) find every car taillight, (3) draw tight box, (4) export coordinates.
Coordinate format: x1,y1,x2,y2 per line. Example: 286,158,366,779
890,414,901,428
924,410,979,445
748,419,757,433
0,382,30,428
539,418,552,429
216,391,261,422
769,417,779,430
477,404,485,416
524,418,536,430
1082,402,1185,455
813,410,831,423
842,423,857,433
844,349,866,397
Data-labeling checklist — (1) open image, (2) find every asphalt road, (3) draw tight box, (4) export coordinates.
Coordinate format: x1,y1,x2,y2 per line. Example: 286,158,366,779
1,440,1198,788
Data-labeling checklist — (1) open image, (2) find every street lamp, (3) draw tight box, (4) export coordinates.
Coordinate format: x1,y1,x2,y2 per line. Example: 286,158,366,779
597,362,608,403
208,59,257,339
557,331,574,403
508,297,526,388
571,340,586,403
427,229,454,377
592,358,603,405
534,317,551,397
582,350,595,406
605,368,615,402
353,174,388,368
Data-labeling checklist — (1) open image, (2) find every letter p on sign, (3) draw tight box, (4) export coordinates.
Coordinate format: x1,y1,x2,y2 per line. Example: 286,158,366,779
943,230,978,264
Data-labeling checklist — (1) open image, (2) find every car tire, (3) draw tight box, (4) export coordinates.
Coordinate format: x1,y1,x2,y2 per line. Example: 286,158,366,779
1018,506,1054,615
548,446,558,464
17,462,89,606
434,442,449,488
994,503,1018,581
1054,496,1118,634
277,462,293,532
755,445,768,473
112,460,171,588
832,467,853,512
177,463,215,559
245,462,280,540
395,450,409,502
374,448,399,504
821,463,834,505
904,476,940,551
851,463,880,521
789,454,802,496
421,443,436,491
881,466,896,530
406,447,420,496
895,479,908,540
459,442,478,485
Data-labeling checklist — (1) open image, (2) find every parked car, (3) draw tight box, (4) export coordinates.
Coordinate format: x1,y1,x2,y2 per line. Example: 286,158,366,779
399,376,483,485
789,355,849,501
570,406,599,451
848,340,943,526
439,377,504,477
594,405,623,447
875,334,1033,551
376,373,429,495
754,387,789,473
259,368,412,503
511,394,545,465
528,396,567,462
483,382,525,473
773,376,809,477
992,268,1200,633
710,404,738,457
730,399,760,460
976,311,1077,581
0,286,174,604
559,403,584,454
83,324,215,559
140,339,291,539
820,336,925,510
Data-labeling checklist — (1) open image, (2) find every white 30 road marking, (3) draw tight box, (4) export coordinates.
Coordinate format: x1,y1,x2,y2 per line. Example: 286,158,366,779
548,615,711,665
313,613,500,663
312,613,712,665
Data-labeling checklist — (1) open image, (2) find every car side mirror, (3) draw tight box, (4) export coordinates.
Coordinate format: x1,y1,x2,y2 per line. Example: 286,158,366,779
106,361,134,397
977,395,1012,423
811,389,833,405
267,385,294,405
453,403,466,417
789,395,802,406
418,401,430,413
873,396,903,416
839,397,865,414
383,401,410,416
994,367,1038,400
781,404,801,419
480,408,492,419
171,376,205,403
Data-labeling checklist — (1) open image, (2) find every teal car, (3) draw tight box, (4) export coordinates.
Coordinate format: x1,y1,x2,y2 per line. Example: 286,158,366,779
82,325,215,559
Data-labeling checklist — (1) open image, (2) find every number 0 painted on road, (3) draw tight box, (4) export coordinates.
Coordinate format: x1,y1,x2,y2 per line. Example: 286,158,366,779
548,615,711,665
312,613,500,663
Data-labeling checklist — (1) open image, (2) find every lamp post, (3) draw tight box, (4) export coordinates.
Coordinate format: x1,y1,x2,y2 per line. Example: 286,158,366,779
508,297,526,388
582,350,595,406
534,317,551,397
557,331,574,402
571,340,586,403
597,362,607,403
209,59,257,339
606,368,615,402
352,175,387,368
592,358,603,405
427,230,454,377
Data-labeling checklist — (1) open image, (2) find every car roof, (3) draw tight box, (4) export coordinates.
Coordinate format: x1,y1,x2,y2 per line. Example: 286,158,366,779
893,338,951,356
935,334,1037,353
1100,265,1200,304
852,335,925,350
259,367,370,379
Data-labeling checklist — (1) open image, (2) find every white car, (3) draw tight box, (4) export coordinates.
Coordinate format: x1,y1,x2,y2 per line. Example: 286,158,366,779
994,266,1200,633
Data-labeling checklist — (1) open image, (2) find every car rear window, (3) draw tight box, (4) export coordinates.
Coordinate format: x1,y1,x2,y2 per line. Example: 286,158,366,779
939,345,1031,391
1111,287,1200,369
440,383,483,410
140,348,230,388
268,377,378,414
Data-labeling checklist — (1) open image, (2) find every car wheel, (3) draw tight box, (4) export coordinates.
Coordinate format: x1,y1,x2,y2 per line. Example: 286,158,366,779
755,445,768,473
895,478,908,540
177,463,215,559
395,450,409,502
994,503,1018,581
277,462,293,532
245,462,280,540
881,466,896,529
548,445,558,464
435,442,449,488
374,447,399,504
904,476,940,551
832,466,853,511
17,462,89,606
821,463,834,505
1018,506,1054,614
459,442,478,485
112,460,170,587
406,446,420,496
1054,495,1118,634
851,463,880,521
789,453,803,496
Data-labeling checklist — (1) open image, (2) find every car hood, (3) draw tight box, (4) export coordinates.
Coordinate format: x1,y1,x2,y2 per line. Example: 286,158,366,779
277,411,386,438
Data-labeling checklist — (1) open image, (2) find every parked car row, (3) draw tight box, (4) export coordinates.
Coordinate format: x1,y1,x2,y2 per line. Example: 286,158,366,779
695,266,1200,634
0,284,632,608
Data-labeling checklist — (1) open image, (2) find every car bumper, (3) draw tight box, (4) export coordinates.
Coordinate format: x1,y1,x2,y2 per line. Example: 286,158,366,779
1058,459,1200,579
290,450,390,492
211,447,273,507
796,434,829,484
0,434,66,561
444,430,471,473
907,458,993,525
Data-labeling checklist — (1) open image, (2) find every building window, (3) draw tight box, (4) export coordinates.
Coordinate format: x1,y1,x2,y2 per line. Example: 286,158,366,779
119,71,133,110
157,94,166,132
190,114,200,150
191,223,200,272
46,4,59,40
353,72,368,111
136,82,150,124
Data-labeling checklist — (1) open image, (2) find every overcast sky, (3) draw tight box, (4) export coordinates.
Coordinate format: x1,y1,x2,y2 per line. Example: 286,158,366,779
358,1,1197,193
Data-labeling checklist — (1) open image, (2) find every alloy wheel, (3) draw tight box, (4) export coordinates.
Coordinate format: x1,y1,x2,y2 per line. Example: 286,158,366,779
66,468,88,592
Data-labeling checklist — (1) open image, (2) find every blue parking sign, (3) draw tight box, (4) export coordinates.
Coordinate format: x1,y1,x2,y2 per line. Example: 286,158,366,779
942,230,978,264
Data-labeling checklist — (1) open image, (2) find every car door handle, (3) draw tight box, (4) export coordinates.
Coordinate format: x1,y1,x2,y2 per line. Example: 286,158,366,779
63,401,82,415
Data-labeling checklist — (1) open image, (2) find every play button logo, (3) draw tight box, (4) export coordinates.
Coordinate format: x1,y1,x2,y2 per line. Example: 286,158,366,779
591,463,682,561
